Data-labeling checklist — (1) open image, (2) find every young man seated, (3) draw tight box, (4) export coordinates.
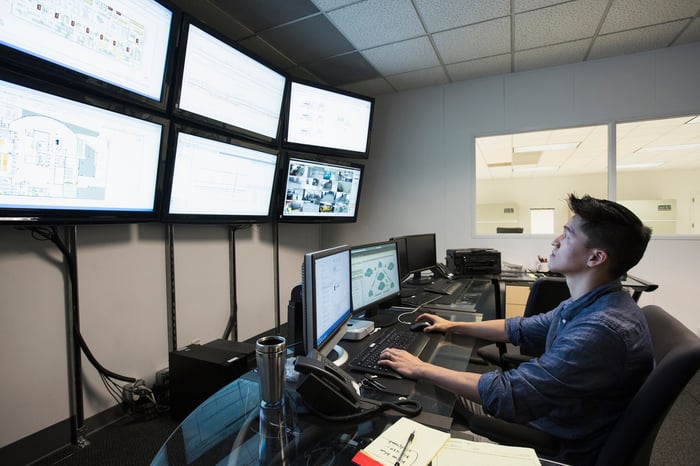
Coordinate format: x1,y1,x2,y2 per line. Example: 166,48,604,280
379,194,654,465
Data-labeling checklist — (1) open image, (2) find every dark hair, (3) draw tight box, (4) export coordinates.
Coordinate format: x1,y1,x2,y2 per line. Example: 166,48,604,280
567,194,652,278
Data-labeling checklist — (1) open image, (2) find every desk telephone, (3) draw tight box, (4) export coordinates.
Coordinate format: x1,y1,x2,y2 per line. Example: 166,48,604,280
295,355,361,416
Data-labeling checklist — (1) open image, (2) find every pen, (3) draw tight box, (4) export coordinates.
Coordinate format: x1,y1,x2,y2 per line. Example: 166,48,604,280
394,430,415,466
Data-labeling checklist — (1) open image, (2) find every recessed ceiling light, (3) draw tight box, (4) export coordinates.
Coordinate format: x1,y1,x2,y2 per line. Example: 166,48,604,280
686,116,700,124
512,165,557,172
635,143,700,153
513,142,580,153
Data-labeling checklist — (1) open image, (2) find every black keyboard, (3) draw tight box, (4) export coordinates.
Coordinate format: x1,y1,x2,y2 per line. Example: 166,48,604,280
348,327,429,378
424,279,463,295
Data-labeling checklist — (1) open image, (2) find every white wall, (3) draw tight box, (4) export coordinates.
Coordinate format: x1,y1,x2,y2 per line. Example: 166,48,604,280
324,42,700,336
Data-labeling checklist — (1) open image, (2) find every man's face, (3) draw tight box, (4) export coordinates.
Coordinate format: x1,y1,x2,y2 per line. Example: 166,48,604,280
549,215,593,276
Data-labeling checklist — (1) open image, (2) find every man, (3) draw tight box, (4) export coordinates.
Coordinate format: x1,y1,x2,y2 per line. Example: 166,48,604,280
379,194,654,465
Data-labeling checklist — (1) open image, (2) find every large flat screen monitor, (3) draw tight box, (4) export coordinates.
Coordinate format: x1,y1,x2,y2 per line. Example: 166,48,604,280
351,241,401,326
302,245,352,364
279,154,364,223
0,72,167,224
0,0,177,110
173,17,286,144
391,233,437,285
282,80,374,159
161,125,279,224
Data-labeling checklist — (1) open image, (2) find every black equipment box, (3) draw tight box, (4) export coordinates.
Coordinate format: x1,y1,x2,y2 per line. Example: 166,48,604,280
169,339,256,420
446,248,501,276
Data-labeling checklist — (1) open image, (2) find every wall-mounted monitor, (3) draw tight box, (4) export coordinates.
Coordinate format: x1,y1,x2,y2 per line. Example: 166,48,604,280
161,125,279,224
0,0,178,111
278,153,364,223
172,17,286,144
282,80,374,159
0,72,167,224
302,245,352,363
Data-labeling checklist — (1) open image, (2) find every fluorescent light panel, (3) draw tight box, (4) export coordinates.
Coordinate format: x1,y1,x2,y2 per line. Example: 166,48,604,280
513,142,580,153
636,143,700,153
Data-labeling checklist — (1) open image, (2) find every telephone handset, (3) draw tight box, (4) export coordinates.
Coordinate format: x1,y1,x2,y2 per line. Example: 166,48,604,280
294,355,361,416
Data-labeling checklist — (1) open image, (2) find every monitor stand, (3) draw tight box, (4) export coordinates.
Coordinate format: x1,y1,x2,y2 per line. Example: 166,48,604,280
326,345,349,366
362,305,398,327
403,271,433,286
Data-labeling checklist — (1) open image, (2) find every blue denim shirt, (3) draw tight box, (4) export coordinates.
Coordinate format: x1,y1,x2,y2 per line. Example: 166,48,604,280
477,280,654,464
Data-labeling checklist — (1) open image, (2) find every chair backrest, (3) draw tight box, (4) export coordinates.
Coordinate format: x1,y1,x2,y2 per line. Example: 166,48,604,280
594,305,700,466
523,276,570,318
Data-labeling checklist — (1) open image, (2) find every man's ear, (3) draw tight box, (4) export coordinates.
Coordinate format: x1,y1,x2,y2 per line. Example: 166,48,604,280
587,249,608,268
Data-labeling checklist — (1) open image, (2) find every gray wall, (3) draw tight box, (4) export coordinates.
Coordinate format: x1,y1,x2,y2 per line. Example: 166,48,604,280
2,41,700,451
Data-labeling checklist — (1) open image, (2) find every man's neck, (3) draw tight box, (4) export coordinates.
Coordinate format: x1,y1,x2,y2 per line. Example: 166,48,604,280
565,271,615,301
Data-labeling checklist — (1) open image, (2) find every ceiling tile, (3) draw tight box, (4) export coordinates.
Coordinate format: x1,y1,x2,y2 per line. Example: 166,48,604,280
173,0,252,40
600,0,700,35
341,77,396,96
259,15,354,64
446,54,511,82
211,0,319,32
362,36,440,75
386,66,449,92
285,65,323,83
304,52,379,85
433,17,511,63
514,39,590,72
676,18,700,45
413,0,510,33
515,0,608,50
513,0,571,14
327,0,425,50
238,36,297,70
589,21,687,60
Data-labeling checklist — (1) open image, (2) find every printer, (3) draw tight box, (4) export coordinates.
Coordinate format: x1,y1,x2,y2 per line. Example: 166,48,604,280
446,248,501,276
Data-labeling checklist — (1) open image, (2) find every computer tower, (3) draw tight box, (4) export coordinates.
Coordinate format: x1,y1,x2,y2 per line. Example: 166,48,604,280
169,339,256,420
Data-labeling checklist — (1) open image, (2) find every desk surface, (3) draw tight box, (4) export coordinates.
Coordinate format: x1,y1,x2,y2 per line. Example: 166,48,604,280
152,310,481,466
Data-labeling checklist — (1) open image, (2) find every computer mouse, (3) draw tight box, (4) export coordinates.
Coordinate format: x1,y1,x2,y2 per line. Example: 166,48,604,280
409,321,431,332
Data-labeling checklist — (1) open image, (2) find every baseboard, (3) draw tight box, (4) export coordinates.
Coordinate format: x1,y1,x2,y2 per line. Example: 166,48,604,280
0,404,125,466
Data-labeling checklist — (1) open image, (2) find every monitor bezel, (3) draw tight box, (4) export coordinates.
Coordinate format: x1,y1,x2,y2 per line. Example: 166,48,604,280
160,122,280,225
350,240,402,316
0,0,180,113
390,233,437,282
170,15,287,146
281,78,374,159
276,152,365,224
0,69,170,225
302,245,353,357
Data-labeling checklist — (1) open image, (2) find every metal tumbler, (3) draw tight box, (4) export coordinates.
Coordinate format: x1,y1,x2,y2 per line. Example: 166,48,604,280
256,335,286,408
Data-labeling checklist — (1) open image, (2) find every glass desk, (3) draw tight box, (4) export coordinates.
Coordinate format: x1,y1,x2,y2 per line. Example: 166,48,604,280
152,310,482,466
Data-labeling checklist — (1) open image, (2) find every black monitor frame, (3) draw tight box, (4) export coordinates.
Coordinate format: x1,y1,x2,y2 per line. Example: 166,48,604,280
0,0,180,113
277,152,365,224
281,78,374,159
160,123,280,224
170,15,287,146
391,233,437,285
302,245,353,362
0,69,170,225
350,240,401,325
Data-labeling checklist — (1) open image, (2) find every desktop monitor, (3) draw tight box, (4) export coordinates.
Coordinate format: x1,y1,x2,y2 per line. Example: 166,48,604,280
0,71,168,224
161,125,279,224
282,80,374,159
278,153,364,223
0,0,178,111
302,245,352,364
390,233,437,285
172,17,286,144
351,241,401,325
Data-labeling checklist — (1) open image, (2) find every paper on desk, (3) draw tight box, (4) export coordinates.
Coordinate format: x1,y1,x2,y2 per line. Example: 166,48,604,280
432,438,540,466
352,416,449,466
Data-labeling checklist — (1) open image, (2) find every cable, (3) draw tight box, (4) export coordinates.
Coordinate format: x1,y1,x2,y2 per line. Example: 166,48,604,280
299,395,422,422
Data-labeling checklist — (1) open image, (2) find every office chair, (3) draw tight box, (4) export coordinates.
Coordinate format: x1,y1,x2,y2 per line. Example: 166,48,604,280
467,304,700,465
476,277,570,369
